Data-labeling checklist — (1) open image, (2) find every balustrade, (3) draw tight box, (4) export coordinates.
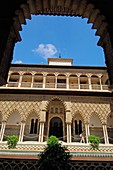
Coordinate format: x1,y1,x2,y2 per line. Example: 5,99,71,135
33,83,43,88
0,79,109,92
7,82,18,87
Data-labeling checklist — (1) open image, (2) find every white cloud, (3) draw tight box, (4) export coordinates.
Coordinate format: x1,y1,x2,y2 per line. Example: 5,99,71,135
13,60,22,64
32,43,58,60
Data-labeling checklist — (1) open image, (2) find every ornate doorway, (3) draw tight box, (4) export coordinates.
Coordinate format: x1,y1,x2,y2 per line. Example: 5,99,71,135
49,117,63,140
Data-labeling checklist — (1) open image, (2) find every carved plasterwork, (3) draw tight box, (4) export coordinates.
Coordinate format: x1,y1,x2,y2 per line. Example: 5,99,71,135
71,96,112,124
0,94,112,125
0,95,41,122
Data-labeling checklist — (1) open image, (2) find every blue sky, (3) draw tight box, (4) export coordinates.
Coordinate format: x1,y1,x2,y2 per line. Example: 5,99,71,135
12,15,105,66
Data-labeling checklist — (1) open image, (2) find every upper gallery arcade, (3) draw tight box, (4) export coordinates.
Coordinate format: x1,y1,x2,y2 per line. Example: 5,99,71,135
1,0,113,89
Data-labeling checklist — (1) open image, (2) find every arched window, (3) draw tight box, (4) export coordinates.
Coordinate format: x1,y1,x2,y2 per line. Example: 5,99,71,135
30,118,38,134
51,107,53,113
30,119,34,134
55,108,58,113
75,120,78,135
34,119,38,134
74,120,83,135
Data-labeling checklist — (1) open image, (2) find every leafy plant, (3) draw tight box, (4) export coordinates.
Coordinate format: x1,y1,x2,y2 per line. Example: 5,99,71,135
47,135,59,147
38,136,71,170
7,135,18,149
88,135,100,150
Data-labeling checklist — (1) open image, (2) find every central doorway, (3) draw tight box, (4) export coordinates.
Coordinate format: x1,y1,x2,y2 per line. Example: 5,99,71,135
49,117,63,140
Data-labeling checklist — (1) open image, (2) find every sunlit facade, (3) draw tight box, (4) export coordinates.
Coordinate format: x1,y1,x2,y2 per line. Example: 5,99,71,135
0,57,112,147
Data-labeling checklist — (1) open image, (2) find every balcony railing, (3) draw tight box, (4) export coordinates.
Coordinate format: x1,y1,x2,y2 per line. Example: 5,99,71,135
57,83,66,88
69,84,79,89
21,82,31,88
80,84,89,89
45,83,55,88
92,84,101,90
7,82,19,87
1,81,109,92
33,83,43,88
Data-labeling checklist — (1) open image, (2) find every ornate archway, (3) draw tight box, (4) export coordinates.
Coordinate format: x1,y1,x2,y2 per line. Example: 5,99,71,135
49,117,63,140
1,0,113,89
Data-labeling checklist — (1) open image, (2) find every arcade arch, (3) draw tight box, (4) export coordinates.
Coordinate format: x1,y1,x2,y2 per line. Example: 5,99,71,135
4,112,21,141
1,0,113,88
24,112,39,141
44,98,66,141
89,113,104,143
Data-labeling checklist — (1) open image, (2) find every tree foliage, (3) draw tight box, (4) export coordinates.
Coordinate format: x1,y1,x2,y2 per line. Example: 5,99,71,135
7,135,18,149
38,136,71,170
88,135,100,150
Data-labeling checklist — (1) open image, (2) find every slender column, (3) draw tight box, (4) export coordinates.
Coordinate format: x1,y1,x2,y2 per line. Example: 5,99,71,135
6,72,11,87
19,121,25,142
18,74,23,88
78,75,80,89
66,110,72,143
99,76,103,90
66,123,72,143
67,123,69,143
31,74,34,88
87,124,90,137
69,123,71,143
38,122,42,142
88,75,92,90
41,122,44,142
39,122,45,142
0,121,6,142
85,124,90,143
55,75,57,88
102,124,109,144
66,75,69,89
43,75,46,88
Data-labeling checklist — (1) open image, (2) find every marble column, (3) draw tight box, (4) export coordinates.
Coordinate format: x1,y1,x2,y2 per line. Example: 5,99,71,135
39,122,45,142
99,76,103,90
0,121,6,142
85,123,90,143
43,74,46,88
18,121,25,142
66,75,69,89
66,110,72,143
102,124,109,144
18,74,23,88
6,72,11,87
78,75,80,89
31,74,34,88
88,75,92,90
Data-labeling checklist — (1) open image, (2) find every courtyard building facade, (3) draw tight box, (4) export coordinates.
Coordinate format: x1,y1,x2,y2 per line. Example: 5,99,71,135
0,57,112,146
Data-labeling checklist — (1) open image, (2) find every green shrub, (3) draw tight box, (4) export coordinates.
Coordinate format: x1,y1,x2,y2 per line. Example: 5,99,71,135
88,135,100,150
7,135,18,149
47,135,59,147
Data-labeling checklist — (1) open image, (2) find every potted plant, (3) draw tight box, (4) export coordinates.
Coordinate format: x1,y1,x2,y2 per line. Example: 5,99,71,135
88,135,100,150
7,135,18,149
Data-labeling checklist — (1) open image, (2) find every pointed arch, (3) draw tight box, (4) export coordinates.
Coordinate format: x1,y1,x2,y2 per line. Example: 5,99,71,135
5,109,22,122
12,0,108,47
89,112,104,143
4,110,21,141
25,109,40,122
89,112,102,126
45,96,67,111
